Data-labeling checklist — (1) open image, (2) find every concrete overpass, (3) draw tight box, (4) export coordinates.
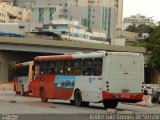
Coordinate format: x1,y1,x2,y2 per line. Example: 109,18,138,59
0,36,146,82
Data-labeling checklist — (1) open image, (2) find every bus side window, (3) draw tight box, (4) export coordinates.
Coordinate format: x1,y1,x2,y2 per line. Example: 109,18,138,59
34,65,39,74
55,60,64,75
48,60,56,74
33,61,40,80
93,58,102,76
74,59,82,75
40,61,45,74
83,59,93,76
64,60,74,75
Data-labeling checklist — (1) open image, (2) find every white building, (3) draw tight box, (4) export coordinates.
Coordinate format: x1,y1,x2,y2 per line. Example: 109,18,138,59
66,6,116,40
76,0,123,31
32,0,121,44
32,5,116,40
32,5,65,24
35,0,78,7
123,14,154,30
42,19,109,44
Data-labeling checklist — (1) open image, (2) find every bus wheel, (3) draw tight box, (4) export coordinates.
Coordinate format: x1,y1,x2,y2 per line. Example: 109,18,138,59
40,88,48,102
103,100,118,109
74,90,82,106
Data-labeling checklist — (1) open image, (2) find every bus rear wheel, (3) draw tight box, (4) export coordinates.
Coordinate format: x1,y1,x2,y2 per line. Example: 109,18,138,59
40,88,48,102
74,90,83,106
103,100,118,109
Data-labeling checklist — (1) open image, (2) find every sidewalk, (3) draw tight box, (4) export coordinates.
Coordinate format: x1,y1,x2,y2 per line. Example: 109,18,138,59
0,82,14,91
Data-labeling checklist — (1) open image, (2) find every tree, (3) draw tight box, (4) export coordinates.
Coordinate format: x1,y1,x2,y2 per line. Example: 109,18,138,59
125,24,153,34
126,24,160,70
125,24,137,32
144,26,160,70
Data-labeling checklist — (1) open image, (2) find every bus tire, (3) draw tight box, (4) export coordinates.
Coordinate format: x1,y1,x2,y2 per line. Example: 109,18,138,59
74,90,83,106
40,88,48,102
103,100,118,109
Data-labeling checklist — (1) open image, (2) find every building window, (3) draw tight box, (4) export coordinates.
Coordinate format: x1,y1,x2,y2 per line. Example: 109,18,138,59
39,8,44,22
50,8,54,21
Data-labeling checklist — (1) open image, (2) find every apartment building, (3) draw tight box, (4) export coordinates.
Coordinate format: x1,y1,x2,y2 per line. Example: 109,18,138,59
7,0,36,10
0,11,7,23
32,0,122,39
77,0,123,30
0,1,32,23
6,0,123,32
32,5,65,24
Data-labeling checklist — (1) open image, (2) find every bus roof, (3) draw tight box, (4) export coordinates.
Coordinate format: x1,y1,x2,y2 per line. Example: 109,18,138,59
34,52,142,61
34,52,105,61
34,55,73,61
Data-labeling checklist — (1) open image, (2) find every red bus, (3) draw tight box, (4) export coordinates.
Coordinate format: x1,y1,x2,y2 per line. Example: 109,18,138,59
32,51,144,108
10,61,33,96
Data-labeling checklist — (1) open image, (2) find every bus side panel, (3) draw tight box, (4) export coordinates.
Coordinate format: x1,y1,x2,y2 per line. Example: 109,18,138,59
70,76,103,103
32,76,41,97
32,75,74,100
52,75,75,100
32,75,53,97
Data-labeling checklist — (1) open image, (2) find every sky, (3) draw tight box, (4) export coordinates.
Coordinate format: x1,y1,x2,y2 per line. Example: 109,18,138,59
123,0,160,21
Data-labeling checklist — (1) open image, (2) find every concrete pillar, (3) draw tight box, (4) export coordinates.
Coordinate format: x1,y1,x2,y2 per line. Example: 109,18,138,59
0,52,10,82
0,63,9,82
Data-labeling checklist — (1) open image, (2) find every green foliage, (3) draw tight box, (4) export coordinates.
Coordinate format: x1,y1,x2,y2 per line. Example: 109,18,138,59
143,26,160,70
126,24,160,70
125,24,153,34
125,24,137,32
